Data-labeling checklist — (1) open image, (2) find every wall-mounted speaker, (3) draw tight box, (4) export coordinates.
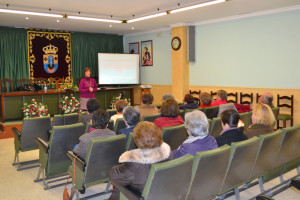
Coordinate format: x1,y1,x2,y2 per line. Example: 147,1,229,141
188,26,195,62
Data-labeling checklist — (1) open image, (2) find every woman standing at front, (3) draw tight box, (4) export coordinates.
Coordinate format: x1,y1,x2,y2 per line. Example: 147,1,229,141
79,67,97,111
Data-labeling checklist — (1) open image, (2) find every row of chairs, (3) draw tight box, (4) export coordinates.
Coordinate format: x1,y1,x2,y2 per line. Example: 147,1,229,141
115,125,300,200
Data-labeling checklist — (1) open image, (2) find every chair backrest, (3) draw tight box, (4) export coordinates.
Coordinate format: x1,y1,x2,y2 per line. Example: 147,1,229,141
84,135,127,186
161,124,188,150
184,108,203,115
277,94,294,117
0,79,14,93
239,112,251,131
142,113,160,122
210,91,217,101
256,93,261,103
186,145,231,200
272,107,279,120
107,119,114,131
114,118,126,133
240,92,253,105
273,125,300,168
203,106,219,119
17,78,32,87
64,113,79,125
227,92,238,104
32,78,47,86
20,117,52,151
46,123,85,177
189,90,201,105
217,103,237,118
179,110,185,120
209,117,223,138
142,154,194,200
106,109,117,118
52,115,65,126
125,132,138,151
249,130,283,180
219,137,260,195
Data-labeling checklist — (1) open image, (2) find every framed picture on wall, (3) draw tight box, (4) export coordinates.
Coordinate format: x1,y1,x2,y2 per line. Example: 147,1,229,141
129,42,139,54
141,40,153,66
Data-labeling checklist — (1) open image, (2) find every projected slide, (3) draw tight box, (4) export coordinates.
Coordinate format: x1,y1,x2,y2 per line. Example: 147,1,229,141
98,53,139,85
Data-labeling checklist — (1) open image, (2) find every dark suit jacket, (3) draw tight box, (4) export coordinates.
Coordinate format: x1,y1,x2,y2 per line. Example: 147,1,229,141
216,128,248,147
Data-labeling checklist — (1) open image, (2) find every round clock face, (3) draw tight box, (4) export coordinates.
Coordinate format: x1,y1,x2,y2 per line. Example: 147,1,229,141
172,37,181,50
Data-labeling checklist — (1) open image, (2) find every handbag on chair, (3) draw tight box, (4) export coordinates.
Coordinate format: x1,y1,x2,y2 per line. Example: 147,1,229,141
63,155,78,200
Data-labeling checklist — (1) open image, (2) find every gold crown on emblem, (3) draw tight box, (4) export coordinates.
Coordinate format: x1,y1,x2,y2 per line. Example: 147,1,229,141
43,44,58,54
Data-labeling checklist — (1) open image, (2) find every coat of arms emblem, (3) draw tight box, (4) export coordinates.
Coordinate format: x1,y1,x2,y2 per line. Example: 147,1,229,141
43,44,58,74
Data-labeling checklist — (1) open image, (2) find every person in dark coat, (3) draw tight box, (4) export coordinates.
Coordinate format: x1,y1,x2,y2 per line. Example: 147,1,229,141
78,98,100,128
117,106,140,141
172,110,217,159
215,109,248,147
245,103,276,138
109,121,171,200
179,94,199,110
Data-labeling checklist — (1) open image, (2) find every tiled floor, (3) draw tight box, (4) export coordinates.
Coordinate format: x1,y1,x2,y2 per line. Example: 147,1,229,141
0,137,300,200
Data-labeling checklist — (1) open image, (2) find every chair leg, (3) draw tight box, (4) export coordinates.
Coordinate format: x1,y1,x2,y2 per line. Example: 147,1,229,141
234,187,240,200
105,181,111,193
41,169,50,189
35,164,42,181
259,177,266,193
283,120,286,128
279,174,285,183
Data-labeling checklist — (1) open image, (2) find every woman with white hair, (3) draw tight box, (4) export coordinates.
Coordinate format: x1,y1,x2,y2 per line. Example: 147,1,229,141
172,110,218,159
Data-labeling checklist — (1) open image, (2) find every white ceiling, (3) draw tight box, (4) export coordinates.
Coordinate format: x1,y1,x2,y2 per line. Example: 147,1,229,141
1,0,300,35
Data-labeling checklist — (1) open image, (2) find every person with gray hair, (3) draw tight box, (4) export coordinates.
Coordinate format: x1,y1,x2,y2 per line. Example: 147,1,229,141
161,93,175,101
117,106,140,141
172,110,218,159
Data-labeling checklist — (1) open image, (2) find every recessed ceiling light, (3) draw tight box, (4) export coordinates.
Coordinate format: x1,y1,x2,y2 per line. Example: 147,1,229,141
131,27,134,29
109,24,112,27
26,17,29,20
57,19,59,22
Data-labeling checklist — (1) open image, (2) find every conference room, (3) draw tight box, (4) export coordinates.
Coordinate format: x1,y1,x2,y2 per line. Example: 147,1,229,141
1,0,300,199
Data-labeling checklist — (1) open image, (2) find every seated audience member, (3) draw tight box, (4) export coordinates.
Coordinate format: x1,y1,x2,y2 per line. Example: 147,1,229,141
259,92,274,108
245,103,276,138
217,103,238,117
162,93,175,101
154,98,184,130
117,106,140,141
211,90,228,106
135,93,159,119
215,109,248,147
179,94,199,110
199,92,212,109
111,100,127,124
109,121,171,200
74,109,116,160
78,98,100,128
172,110,218,159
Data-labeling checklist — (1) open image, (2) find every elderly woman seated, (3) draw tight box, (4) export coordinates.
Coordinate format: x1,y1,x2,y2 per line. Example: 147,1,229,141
110,100,127,124
117,106,140,141
135,93,158,119
109,121,171,200
172,110,218,159
245,103,276,138
215,109,248,147
179,94,199,110
154,98,184,130
198,92,212,109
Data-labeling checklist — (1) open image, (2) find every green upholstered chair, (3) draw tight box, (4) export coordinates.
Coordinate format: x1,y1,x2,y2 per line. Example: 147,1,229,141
106,109,117,118
186,145,231,200
161,124,188,150
218,137,260,199
240,112,251,132
34,123,85,189
114,118,126,133
113,154,194,200
125,132,137,151
209,117,222,138
52,114,65,126
12,116,51,170
107,119,114,131
203,106,219,119
179,110,185,120
141,113,160,122
64,113,79,125
184,108,203,115
277,95,293,129
67,135,126,199
272,107,279,121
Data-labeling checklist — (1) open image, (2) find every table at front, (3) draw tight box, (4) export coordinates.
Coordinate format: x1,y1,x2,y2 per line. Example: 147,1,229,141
0,87,134,123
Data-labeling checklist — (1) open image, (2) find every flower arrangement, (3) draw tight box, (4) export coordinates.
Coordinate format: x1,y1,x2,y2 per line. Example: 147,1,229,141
22,99,50,118
58,94,80,114
111,94,131,108
55,83,79,92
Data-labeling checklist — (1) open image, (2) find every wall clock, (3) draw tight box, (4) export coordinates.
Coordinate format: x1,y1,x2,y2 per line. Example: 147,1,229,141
171,36,181,51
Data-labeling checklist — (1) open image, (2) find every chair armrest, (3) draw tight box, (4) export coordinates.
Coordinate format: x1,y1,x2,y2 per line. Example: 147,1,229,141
12,127,21,139
67,151,86,171
111,181,144,200
35,137,49,153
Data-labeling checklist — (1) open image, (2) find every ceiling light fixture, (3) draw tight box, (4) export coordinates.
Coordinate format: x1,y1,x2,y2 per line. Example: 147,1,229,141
127,12,167,23
67,15,122,23
169,0,226,14
0,8,63,18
